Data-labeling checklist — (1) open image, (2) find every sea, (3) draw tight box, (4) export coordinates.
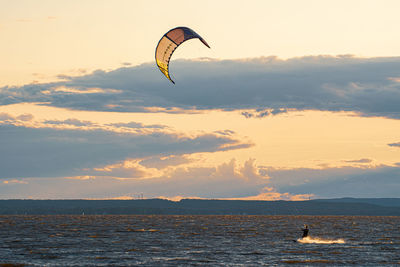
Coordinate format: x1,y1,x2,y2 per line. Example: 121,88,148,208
1,215,399,266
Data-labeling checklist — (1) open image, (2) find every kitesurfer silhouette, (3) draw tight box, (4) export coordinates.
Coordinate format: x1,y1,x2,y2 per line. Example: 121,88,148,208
302,225,309,238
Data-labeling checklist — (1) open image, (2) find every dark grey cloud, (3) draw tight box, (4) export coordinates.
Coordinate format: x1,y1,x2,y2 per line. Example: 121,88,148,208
0,123,251,179
388,142,400,147
2,56,400,118
268,165,400,198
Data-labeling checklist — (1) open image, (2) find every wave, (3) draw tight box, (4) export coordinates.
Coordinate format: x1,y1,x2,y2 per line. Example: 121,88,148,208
297,236,345,244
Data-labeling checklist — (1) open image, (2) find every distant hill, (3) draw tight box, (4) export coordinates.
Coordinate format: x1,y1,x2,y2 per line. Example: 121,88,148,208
311,198,400,207
1,198,400,215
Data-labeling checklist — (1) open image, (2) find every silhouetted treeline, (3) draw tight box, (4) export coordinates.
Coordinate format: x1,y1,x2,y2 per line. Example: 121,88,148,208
0,198,400,215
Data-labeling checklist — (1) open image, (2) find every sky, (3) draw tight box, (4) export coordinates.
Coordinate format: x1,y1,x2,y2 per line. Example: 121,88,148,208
1,0,399,200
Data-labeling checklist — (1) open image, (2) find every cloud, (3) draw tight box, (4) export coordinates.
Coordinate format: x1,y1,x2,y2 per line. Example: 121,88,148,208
0,158,275,199
41,86,121,95
107,121,167,129
42,119,168,132
156,189,313,201
213,130,236,136
16,114,34,121
90,158,270,195
0,112,34,123
343,158,372,164
3,179,28,185
388,142,400,147
242,108,288,118
44,118,95,127
268,165,400,198
223,187,313,201
88,159,157,179
0,113,14,121
139,155,192,169
132,158,272,199
1,157,398,199
2,56,400,118
0,123,251,179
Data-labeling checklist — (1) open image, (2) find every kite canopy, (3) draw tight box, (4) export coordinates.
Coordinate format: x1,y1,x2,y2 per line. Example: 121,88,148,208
155,27,210,84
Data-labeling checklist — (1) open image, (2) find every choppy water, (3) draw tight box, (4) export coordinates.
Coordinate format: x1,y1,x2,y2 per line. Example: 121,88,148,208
1,215,399,266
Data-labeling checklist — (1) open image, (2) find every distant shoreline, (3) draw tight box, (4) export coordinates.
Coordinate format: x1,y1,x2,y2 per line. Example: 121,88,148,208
1,198,400,216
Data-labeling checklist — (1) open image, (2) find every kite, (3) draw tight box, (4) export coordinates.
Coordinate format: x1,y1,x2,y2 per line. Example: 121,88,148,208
155,27,210,84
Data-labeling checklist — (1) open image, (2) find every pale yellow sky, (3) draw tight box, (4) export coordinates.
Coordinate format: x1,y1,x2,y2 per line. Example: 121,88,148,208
2,0,400,86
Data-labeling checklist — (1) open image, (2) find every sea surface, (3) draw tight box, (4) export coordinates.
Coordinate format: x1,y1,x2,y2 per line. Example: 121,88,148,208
1,215,399,266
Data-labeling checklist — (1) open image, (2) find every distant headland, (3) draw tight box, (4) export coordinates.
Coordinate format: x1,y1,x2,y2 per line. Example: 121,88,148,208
1,198,400,216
